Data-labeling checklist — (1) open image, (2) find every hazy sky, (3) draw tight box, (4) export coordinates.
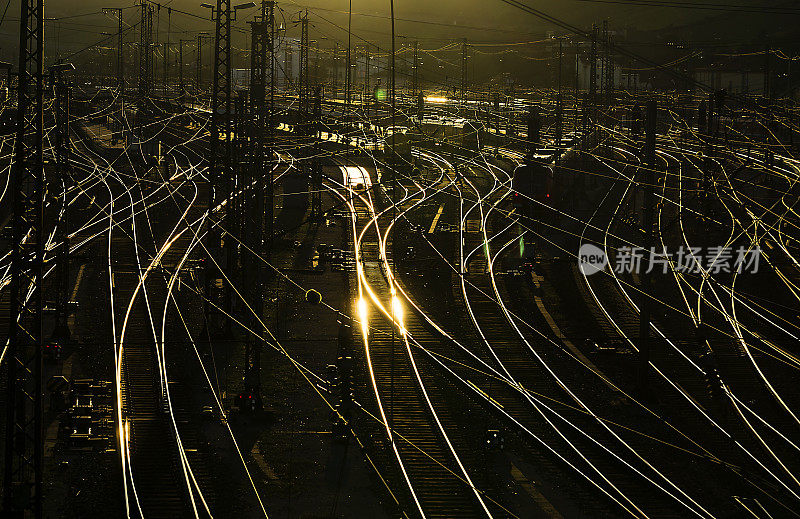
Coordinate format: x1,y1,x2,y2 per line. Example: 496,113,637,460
41,0,788,41
261,0,786,42
3,0,793,66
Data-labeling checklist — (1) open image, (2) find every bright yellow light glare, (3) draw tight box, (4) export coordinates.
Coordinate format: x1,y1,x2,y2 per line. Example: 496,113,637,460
391,296,406,335
358,298,369,334
121,419,130,444
425,96,448,104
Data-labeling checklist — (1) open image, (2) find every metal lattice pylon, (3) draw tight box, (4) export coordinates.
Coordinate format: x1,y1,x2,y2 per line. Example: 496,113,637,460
248,1,271,255
298,10,309,131
589,24,597,104
602,20,613,105
138,2,153,98
210,0,232,215
4,0,45,515
232,92,247,279
205,0,234,336
267,1,275,258
241,0,274,400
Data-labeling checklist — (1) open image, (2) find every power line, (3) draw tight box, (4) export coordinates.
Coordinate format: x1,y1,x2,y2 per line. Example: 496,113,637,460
61,22,139,61
571,0,800,15
494,0,749,98
285,0,536,35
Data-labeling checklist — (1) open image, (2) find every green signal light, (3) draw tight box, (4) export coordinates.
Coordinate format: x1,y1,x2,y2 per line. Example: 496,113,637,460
374,88,387,101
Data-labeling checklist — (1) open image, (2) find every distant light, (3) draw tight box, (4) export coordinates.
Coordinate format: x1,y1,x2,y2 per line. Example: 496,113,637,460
391,296,405,336
50,63,75,73
425,96,448,104
357,298,369,335
374,87,387,101
200,3,214,8
344,166,372,189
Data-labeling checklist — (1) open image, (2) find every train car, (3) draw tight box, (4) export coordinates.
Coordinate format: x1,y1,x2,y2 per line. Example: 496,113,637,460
511,161,554,218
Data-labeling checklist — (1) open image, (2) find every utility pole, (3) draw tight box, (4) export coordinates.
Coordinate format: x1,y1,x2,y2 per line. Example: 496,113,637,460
764,43,771,101
137,1,153,137
155,4,160,92
310,154,322,218
180,39,192,102
242,1,274,405
607,34,614,105
704,94,714,217
268,1,275,258
248,0,272,258
284,45,292,93
103,7,125,135
333,41,339,100
574,41,579,132
232,91,247,287
601,21,607,102
242,0,273,407
163,7,171,96
138,1,153,99
203,0,254,337
311,87,322,219
53,72,72,343
412,40,419,98
556,38,563,150
364,46,371,119
196,34,205,96
602,20,613,106
312,39,319,88
298,10,309,130
461,38,468,108
5,0,45,515
589,24,597,105
346,0,352,120
115,8,124,98
310,158,322,217
638,99,657,397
